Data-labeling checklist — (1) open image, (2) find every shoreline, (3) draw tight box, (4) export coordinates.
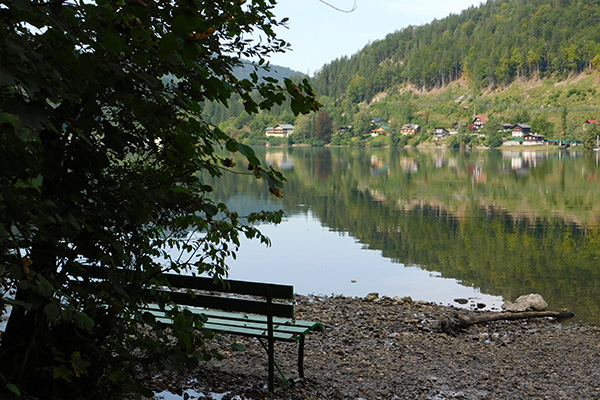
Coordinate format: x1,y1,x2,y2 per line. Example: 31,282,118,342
145,294,600,399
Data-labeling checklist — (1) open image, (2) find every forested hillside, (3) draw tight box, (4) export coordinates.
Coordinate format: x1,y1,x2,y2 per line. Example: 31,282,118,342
206,0,600,147
312,0,600,99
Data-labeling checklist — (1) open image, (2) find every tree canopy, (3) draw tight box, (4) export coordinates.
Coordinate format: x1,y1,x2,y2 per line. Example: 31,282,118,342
0,0,319,397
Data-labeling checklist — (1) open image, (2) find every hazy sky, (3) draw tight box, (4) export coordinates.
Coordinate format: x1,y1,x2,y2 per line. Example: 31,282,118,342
265,0,483,75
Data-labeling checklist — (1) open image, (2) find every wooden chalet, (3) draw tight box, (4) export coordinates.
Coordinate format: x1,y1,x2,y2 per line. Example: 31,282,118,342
433,127,449,140
370,125,390,137
523,133,545,145
473,114,489,131
265,124,294,138
401,124,421,135
511,124,531,137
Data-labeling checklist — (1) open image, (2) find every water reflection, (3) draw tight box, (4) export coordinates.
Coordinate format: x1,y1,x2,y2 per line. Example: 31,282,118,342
212,147,600,324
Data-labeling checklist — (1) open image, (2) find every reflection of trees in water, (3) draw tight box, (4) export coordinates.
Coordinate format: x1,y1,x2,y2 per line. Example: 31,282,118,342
212,147,600,323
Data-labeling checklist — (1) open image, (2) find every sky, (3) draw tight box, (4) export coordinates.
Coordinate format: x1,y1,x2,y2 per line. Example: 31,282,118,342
264,0,483,75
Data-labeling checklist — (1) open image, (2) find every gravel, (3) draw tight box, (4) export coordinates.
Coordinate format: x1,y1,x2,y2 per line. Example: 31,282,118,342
146,294,600,400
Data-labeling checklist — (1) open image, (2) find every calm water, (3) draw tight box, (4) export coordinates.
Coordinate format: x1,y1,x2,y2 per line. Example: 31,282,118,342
209,147,600,324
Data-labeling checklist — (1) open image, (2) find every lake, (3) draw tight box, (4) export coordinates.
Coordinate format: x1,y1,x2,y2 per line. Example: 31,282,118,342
207,147,600,325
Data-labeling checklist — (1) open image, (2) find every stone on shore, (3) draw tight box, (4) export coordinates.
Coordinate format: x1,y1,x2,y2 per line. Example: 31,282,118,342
502,293,548,312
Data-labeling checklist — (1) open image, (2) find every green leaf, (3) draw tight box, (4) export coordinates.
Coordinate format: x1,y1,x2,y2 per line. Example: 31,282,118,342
62,305,75,321
225,139,238,152
231,343,245,352
5,298,32,311
71,351,90,377
159,33,178,60
6,383,21,395
44,302,60,321
142,311,156,325
75,312,95,331
103,33,123,54
202,203,219,218
237,144,260,166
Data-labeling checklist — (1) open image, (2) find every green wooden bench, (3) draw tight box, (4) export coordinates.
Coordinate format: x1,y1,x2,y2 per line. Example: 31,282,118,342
143,273,324,392
68,267,323,391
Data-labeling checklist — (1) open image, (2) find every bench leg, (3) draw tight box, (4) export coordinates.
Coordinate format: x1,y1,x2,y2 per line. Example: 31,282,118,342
257,338,291,391
298,335,305,379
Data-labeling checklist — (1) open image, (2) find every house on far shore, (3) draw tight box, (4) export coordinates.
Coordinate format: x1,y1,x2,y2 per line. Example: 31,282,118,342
433,127,449,140
371,117,386,125
401,124,421,135
584,119,600,130
501,122,514,132
370,125,390,137
511,124,531,137
265,124,294,138
523,133,545,145
472,114,489,131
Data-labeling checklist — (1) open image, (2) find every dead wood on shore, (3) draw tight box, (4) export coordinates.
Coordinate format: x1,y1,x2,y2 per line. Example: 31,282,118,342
440,310,575,335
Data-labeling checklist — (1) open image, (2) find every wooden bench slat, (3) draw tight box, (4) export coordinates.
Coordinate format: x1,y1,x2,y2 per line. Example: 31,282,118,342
162,274,295,299
154,290,295,318
142,306,324,333
143,308,321,339
151,316,300,341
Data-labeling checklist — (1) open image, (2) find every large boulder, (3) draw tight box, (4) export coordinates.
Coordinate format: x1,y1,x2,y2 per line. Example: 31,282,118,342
502,293,548,312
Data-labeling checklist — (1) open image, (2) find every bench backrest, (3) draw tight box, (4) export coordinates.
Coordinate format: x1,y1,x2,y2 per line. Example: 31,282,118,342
159,273,295,318
68,267,296,319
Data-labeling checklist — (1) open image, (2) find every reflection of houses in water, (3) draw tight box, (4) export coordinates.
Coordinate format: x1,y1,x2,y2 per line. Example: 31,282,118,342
370,155,389,176
368,188,387,203
265,151,294,169
502,150,547,173
468,162,487,183
433,154,447,169
400,157,419,173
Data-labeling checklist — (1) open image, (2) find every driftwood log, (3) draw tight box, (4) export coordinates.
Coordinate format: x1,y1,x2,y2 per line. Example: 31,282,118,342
440,310,575,336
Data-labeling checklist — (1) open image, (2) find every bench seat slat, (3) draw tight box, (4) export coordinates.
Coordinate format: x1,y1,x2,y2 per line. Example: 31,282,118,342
151,316,301,341
144,308,323,342
150,307,323,331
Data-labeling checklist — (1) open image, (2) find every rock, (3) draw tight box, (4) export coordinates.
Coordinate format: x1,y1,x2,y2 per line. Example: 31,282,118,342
502,293,548,312
365,292,379,302
393,296,413,304
454,298,469,305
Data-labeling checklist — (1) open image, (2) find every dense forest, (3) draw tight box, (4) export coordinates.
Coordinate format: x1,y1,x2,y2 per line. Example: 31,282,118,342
312,0,600,97
203,0,600,147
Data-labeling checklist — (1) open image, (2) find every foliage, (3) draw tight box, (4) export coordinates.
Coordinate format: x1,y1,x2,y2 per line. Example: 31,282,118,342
484,132,504,148
583,125,600,149
446,133,471,149
315,111,333,142
0,0,319,397
368,135,390,148
313,0,600,97
531,115,555,137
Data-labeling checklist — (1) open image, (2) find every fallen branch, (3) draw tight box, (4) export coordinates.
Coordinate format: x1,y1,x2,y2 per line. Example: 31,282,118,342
440,310,575,336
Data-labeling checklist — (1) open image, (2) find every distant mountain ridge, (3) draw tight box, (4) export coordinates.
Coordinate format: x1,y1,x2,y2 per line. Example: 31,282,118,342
234,60,305,82
312,0,600,102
